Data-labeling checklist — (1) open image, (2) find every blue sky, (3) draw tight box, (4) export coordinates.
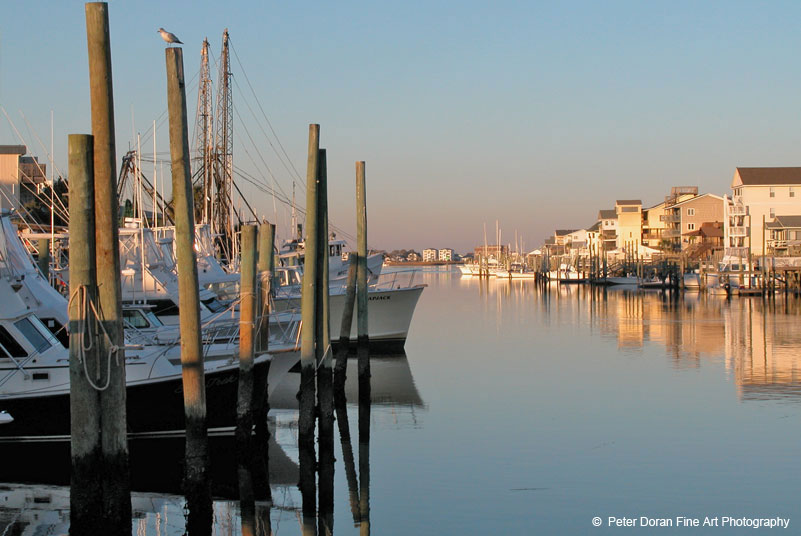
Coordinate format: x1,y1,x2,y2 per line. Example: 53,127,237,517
2,1,801,252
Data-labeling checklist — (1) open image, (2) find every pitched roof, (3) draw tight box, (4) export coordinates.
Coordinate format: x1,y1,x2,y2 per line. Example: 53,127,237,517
669,192,724,208
735,167,801,186
587,221,601,232
615,199,642,206
0,145,26,155
598,209,617,219
555,229,578,236
766,215,801,229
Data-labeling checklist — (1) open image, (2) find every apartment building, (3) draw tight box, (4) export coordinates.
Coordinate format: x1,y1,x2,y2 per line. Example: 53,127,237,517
438,248,454,261
422,248,438,262
615,200,642,251
725,167,801,257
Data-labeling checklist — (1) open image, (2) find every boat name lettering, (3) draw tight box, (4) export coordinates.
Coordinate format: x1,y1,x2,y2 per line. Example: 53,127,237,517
369,296,390,301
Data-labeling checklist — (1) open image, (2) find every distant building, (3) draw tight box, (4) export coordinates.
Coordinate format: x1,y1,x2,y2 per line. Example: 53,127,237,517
0,145,41,212
598,209,618,251
423,248,438,262
473,244,507,260
438,248,454,261
407,252,420,261
615,200,642,251
668,193,724,251
766,215,801,256
726,167,801,256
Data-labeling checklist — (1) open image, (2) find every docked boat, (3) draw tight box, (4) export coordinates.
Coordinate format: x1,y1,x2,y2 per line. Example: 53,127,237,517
0,411,12,425
279,235,384,284
272,266,425,351
0,271,298,439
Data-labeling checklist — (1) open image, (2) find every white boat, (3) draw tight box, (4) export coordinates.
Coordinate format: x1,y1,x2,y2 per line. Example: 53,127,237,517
0,411,12,425
605,275,638,286
272,267,425,350
279,236,384,284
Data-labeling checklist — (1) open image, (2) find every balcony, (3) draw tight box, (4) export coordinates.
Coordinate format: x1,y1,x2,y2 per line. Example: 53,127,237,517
728,204,747,216
659,213,680,223
662,229,681,238
728,226,748,237
725,247,750,258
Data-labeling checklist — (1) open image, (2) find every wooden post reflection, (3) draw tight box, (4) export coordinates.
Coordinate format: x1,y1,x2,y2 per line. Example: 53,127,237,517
358,372,371,535
334,374,362,523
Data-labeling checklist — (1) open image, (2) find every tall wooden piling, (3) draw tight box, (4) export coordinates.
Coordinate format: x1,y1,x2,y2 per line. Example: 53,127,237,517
356,161,369,379
85,3,130,527
298,124,320,519
257,222,275,353
335,256,358,386
316,148,335,534
237,225,258,446
68,134,104,533
165,46,212,532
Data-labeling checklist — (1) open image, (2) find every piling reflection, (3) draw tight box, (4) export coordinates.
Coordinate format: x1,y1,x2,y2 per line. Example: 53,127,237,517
0,349,424,534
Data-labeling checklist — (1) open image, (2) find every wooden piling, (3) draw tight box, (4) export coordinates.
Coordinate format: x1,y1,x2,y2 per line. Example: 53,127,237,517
67,134,104,533
237,225,258,446
316,148,335,535
298,124,320,518
335,256,358,386
356,161,369,380
85,3,130,527
256,222,275,353
165,46,212,532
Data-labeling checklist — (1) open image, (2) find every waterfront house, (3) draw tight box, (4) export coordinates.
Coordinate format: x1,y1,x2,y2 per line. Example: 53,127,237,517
598,209,617,252
615,200,642,252
726,167,801,256
765,215,801,256
663,192,724,252
0,145,47,212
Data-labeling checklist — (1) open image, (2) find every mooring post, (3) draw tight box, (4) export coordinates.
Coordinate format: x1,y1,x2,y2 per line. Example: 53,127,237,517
254,222,275,441
316,148,335,534
335,256,358,387
67,134,104,533
257,222,275,353
298,124,320,519
237,225,258,447
165,46,212,532
37,238,50,282
356,161,369,380
85,3,131,528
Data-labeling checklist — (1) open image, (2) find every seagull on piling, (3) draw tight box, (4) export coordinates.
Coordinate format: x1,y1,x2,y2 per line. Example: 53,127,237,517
158,28,183,46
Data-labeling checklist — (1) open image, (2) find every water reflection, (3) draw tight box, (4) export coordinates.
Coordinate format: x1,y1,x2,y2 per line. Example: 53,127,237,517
0,351,423,534
462,276,801,402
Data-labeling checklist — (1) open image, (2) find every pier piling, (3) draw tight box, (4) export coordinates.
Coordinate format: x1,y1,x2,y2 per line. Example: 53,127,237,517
356,161,369,380
298,124,320,520
316,148,335,534
165,46,212,532
237,225,258,447
335,256,358,387
85,2,131,529
256,222,275,353
67,133,104,533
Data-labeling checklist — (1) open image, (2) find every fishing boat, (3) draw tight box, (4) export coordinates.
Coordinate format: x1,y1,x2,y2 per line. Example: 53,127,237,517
272,266,425,351
0,271,298,439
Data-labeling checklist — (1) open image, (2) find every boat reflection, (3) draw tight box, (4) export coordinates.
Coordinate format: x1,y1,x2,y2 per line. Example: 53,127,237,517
460,277,801,403
0,349,425,534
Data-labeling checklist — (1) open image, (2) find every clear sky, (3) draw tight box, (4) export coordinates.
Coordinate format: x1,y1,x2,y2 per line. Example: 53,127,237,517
2,1,801,253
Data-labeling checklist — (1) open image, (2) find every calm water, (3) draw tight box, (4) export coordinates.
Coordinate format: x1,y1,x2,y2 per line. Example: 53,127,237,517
3,269,801,534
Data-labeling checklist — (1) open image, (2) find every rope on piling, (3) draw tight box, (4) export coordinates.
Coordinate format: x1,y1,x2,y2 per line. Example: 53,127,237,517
68,284,120,392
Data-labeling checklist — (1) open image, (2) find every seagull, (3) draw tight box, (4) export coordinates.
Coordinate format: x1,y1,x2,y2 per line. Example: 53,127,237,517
158,27,183,46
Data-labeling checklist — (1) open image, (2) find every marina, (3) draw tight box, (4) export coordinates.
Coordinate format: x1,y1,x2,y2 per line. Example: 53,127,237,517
3,1,801,533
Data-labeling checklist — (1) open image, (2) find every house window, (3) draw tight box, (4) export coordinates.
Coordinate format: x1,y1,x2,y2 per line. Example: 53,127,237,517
687,208,695,216
770,187,775,198
687,223,695,231
791,187,796,198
